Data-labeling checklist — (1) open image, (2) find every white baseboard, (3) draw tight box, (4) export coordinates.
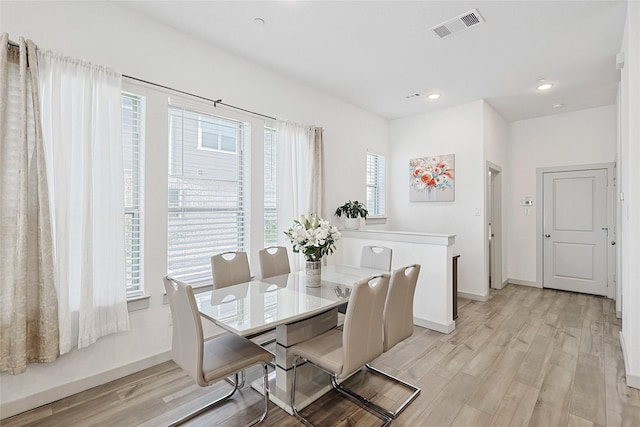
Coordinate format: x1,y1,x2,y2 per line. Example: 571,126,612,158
619,332,640,389
414,317,455,334
1,351,171,419
458,291,488,302
491,279,509,290
508,278,542,288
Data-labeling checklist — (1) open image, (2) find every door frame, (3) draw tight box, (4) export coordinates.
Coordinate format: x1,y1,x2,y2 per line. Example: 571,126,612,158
486,161,503,290
536,162,616,299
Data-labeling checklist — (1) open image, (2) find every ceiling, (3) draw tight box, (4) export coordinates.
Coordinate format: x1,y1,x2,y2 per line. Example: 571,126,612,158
116,1,628,122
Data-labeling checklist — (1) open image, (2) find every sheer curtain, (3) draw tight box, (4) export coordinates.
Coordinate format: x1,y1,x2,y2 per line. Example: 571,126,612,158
275,120,324,271
308,126,324,217
38,49,129,354
0,34,59,374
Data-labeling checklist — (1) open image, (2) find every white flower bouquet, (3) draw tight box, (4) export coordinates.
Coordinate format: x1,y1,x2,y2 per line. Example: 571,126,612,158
284,214,341,261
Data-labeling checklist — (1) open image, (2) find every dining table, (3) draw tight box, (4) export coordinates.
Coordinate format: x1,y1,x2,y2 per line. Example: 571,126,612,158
194,264,387,415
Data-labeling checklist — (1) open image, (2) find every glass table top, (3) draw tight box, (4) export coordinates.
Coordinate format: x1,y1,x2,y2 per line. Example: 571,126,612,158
195,264,386,336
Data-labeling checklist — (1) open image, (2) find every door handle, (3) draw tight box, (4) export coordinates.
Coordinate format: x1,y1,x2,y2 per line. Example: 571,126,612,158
545,234,551,238
611,241,616,246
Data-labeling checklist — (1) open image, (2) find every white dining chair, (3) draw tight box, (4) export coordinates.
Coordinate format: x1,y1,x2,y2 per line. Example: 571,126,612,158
258,246,291,279
366,264,422,418
213,251,277,353
290,274,392,427
211,251,251,289
163,276,272,426
360,245,393,271
338,245,393,316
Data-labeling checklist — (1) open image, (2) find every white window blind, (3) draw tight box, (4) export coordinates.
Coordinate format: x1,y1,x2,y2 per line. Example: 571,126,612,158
122,92,145,297
264,127,277,246
366,152,386,217
168,106,251,282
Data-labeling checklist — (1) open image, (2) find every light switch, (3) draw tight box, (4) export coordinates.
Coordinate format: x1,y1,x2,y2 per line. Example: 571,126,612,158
521,197,533,206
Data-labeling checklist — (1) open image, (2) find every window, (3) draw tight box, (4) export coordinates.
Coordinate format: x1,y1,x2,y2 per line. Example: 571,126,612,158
264,127,277,246
198,115,237,153
167,106,251,282
122,92,145,297
366,152,386,217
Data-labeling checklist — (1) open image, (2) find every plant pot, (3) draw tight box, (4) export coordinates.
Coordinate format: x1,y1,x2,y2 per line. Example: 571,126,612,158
344,217,360,230
306,260,322,287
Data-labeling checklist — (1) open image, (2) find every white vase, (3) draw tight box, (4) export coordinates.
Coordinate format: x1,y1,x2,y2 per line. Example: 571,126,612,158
344,217,360,230
306,260,322,287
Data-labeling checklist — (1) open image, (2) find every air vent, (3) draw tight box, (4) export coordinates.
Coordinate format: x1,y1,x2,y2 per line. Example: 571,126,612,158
431,9,485,39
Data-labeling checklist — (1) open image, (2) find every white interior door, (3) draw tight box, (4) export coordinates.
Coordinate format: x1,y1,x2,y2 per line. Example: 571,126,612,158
543,169,608,295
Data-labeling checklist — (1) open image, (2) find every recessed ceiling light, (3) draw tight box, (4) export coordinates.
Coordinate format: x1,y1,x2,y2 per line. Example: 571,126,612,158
254,17,266,25
428,93,441,100
536,78,555,91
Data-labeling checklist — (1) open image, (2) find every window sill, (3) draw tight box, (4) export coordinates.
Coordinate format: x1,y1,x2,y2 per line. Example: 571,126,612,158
162,280,214,305
127,294,151,312
365,216,387,225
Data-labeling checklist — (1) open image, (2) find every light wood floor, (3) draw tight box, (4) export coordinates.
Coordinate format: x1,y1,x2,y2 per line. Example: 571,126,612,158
4,284,640,426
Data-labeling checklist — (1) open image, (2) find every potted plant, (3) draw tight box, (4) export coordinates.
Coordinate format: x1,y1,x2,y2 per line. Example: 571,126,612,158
335,200,368,230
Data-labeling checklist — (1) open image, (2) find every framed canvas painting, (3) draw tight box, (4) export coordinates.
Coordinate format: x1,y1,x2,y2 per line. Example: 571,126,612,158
409,154,455,202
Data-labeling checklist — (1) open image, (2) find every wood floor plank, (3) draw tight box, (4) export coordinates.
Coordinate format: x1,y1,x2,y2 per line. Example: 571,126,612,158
579,319,605,357
515,332,554,388
462,329,520,378
449,404,492,427
489,380,539,427
568,413,602,427
467,346,527,415
414,372,481,427
527,348,577,427
571,352,607,425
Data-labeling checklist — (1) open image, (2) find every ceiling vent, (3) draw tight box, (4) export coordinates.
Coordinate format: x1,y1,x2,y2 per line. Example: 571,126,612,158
431,9,485,39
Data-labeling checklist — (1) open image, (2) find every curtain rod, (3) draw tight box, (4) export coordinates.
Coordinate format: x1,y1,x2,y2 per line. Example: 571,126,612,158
7,38,277,121
123,74,277,121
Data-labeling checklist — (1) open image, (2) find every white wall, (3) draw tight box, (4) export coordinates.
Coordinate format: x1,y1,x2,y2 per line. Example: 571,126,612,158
506,105,617,285
0,0,389,417
388,101,487,299
618,0,640,389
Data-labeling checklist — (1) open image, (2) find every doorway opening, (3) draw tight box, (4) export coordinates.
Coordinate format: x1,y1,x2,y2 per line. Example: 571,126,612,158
487,162,503,290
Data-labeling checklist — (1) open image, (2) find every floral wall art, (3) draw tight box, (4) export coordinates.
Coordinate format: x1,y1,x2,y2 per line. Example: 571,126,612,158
409,154,455,202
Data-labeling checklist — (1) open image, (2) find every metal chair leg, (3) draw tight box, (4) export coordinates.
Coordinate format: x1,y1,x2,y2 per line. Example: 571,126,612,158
364,363,421,418
167,373,240,427
330,375,392,423
168,363,271,427
291,356,315,427
225,369,246,388
292,356,391,427
248,362,270,426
